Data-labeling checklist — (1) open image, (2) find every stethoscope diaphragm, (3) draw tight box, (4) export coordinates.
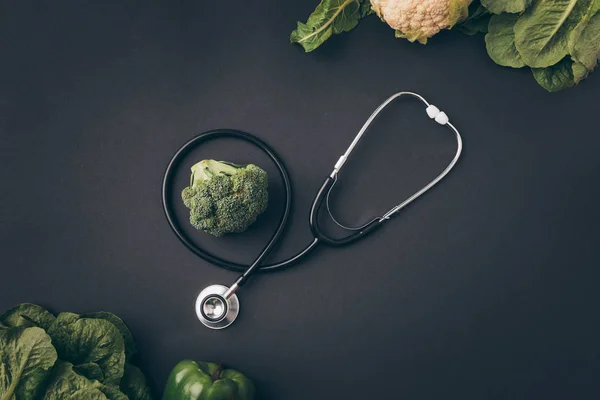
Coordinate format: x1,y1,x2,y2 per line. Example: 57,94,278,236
195,285,239,329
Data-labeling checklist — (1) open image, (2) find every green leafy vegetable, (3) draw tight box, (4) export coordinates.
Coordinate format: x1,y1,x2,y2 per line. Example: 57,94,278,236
458,1,492,35
0,303,56,331
514,0,594,68
458,15,492,34
481,0,532,14
121,364,153,400
486,13,525,67
0,327,57,400
531,55,586,91
570,7,600,71
41,362,107,400
573,59,591,80
98,383,129,400
73,362,104,381
481,0,599,90
47,313,126,386
468,1,493,20
82,312,137,361
290,0,368,52
531,56,574,91
0,304,153,400
292,0,600,91
360,0,374,17
42,363,133,400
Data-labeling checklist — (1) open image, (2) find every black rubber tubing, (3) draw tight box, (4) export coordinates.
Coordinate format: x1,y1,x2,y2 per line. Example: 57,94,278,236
309,177,383,246
161,129,319,275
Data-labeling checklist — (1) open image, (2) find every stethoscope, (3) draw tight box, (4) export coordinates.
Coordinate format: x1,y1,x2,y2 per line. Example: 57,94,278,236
162,92,463,329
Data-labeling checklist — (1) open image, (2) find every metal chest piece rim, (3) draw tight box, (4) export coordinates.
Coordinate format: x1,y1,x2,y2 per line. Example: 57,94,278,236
195,284,239,329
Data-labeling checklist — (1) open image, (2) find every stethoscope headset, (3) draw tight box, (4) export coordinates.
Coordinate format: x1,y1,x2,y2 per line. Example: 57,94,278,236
162,92,463,329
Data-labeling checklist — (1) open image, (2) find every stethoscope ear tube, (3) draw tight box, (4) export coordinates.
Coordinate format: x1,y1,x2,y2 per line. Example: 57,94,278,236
309,176,383,246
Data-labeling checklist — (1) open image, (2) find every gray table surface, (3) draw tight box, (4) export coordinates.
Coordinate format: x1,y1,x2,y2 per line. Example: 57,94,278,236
1,1,598,399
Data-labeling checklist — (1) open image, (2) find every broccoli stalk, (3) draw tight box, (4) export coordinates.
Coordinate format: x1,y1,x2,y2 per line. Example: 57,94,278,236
190,160,240,186
181,160,269,237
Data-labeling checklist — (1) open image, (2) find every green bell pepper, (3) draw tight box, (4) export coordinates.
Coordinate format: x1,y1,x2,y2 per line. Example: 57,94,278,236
163,360,255,400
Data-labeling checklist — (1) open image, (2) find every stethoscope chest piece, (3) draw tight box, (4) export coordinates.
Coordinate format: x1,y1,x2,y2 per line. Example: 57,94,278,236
195,284,239,330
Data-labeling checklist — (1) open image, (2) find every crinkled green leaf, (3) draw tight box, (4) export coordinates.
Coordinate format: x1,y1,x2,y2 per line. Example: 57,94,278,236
572,60,591,80
468,1,492,20
360,0,374,17
0,304,55,331
44,362,130,400
486,14,525,67
41,362,107,400
73,362,104,381
570,10,600,70
0,304,152,399
81,312,137,361
47,313,125,386
515,0,595,68
455,14,492,36
481,0,533,14
120,364,153,400
0,363,10,396
458,15,491,34
98,384,128,400
568,0,600,45
0,327,58,400
454,0,492,36
290,0,363,52
458,2,492,35
532,56,579,91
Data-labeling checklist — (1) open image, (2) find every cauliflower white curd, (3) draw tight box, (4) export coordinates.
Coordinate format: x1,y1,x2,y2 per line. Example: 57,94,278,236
370,0,473,43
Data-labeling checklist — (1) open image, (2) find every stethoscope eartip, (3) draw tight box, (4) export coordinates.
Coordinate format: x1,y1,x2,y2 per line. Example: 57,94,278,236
195,284,239,330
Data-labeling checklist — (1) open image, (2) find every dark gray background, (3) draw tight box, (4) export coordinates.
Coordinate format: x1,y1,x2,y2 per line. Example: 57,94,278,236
1,1,599,399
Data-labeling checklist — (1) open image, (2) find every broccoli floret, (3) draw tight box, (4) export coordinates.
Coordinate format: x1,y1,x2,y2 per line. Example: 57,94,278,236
181,159,269,237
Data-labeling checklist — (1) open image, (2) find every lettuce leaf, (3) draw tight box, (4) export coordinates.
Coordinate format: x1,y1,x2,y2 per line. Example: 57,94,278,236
514,0,596,68
98,384,129,400
120,364,153,400
360,0,374,17
481,0,533,14
73,362,104,381
0,304,56,331
572,60,591,81
458,1,492,35
532,57,574,91
485,14,525,67
47,313,126,386
569,7,600,71
0,327,58,400
41,362,108,400
0,304,153,399
290,0,370,52
81,312,137,361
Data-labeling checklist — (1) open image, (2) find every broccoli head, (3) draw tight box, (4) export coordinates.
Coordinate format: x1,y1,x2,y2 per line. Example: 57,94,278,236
181,159,269,237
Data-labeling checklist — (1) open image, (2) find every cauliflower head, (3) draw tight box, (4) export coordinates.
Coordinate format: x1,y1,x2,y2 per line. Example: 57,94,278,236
370,0,472,44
